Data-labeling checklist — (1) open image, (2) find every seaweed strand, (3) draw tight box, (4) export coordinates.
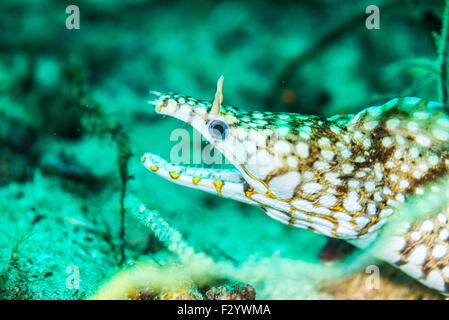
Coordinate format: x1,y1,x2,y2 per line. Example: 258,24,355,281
115,128,132,265
439,0,449,113
80,93,133,265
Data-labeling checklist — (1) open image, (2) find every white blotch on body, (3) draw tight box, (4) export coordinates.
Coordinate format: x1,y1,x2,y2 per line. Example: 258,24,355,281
295,142,309,158
366,203,377,216
286,156,298,168
409,147,420,159
428,154,439,166
340,148,352,159
432,128,449,141
415,134,432,147
335,220,359,237
432,244,448,259
303,171,314,181
379,208,394,218
382,136,393,148
354,216,371,229
421,220,434,234
348,179,360,189
355,171,366,178
291,199,331,216
399,179,410,190
246,149,275,180
267,171,301,200
407,121,419,133
425,270,446,292
318,194,338,208
277,126,290,137
410,231,422,241
386,118,400,130
364,181,376,193
313,161,330,171
400,263,423,279
341,163,354,174
389,173,399,183
343,191,362,213
437,213,447,224
274,140,292,155
438,228,449,241
408,244,427,265
364,120,378,130
321,150,335,161
317,137,331,147
301,182,323,195
324,172,341,186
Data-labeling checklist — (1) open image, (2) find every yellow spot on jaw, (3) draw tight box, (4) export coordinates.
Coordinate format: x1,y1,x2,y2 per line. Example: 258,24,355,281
157,99,168,112
212,180,224,196
169,172,180,179
150,166,158,172
192,177,201,185
141,156,146,163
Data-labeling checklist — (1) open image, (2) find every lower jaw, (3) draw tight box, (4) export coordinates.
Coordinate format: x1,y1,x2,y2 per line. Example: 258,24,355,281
142,153,245,183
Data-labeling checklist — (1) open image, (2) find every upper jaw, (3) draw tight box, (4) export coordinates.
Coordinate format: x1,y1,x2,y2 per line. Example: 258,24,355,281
148,93,178,116
148,91,168,113
148,91,211,121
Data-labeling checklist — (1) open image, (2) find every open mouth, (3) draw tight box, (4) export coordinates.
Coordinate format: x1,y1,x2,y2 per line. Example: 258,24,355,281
143,83,249,196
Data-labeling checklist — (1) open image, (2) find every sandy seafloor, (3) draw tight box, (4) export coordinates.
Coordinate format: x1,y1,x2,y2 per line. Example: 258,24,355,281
0,0,446,299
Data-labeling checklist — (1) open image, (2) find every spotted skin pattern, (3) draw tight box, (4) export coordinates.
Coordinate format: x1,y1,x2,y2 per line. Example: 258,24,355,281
142,77,449,295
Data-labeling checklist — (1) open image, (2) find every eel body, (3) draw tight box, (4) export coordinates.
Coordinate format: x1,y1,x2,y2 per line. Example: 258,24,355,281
143,77,449,295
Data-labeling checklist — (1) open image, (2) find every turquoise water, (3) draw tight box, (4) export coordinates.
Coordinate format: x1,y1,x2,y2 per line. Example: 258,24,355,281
0,0,445,299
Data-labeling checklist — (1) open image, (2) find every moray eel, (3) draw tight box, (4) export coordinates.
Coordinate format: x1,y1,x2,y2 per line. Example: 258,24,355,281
142,76,449,295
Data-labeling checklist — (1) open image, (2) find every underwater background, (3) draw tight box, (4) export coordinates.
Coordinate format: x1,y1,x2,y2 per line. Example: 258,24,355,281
0,0,447,299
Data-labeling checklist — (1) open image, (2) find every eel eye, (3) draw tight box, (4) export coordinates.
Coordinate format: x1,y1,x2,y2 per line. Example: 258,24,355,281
208,119,230,141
